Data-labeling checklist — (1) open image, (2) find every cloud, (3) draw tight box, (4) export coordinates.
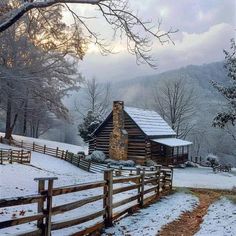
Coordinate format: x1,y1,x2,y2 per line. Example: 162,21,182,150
79,22,235,82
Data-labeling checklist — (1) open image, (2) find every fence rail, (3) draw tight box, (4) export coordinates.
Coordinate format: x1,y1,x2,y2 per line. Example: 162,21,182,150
0,137,91,172
0,148,31,164
0,137,161,174
0,166,173,236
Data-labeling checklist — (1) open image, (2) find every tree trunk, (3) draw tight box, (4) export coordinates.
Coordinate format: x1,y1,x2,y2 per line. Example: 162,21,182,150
5,96,12,139
23,96,28,136
5,95,18,139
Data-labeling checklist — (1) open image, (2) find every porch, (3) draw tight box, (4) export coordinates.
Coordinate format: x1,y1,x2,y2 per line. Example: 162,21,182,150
150,138,192,166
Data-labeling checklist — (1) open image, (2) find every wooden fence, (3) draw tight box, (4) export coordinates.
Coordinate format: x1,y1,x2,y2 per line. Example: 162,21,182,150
0,166,173,236
0,148,31,164
0,137,91,172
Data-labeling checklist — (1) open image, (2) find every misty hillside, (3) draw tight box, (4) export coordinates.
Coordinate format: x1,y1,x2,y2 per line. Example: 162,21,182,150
112,61,227,106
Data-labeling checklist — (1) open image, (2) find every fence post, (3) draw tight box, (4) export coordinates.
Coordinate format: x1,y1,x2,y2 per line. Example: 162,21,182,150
155,165,161,195
56,147,59,157
136,167,141,205
0,136,2,143
28,151,31,162
104,169,113,227
10,150,13,163
35,177,58,236
33,142,35,151
168,165,174,190
88,160,92,172
0,149,2,164
65,150,68,161
35,179,45,232
61,150,64,159
140,168,145,207
43,145,46,154
21,149,23,164
70,153,74,163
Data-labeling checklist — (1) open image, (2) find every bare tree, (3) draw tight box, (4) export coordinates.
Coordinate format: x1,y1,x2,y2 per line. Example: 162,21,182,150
0,0,177,67
76,77,112,141
76,77,112,118
0,7,83,139
152,78,196,138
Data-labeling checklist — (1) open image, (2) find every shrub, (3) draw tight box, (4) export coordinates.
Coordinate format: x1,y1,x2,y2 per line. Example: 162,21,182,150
185,161,198,168
90,151,107,163
119,160,135,167
206,153,219,167
104,158,119,165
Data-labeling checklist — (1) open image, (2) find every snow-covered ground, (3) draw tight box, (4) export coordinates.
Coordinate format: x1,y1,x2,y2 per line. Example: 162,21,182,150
196,198,236,236
173,167,236,190
1,141,236,235
0,132,88,154
0,143,154,235
103,192,198,236
0,142,102,235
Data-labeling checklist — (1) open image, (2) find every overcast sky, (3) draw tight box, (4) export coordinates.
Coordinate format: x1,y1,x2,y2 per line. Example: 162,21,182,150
67,0,235,82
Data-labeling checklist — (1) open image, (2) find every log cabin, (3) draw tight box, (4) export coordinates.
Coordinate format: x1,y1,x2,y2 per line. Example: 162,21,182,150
89,101,192,166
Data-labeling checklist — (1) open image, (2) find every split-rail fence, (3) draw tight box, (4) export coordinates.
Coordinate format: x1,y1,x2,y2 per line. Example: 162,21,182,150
0,166,173,236
0,148,31,164
0,137,167,174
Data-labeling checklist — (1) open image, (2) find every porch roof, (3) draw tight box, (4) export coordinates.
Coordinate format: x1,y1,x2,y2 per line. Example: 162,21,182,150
152,138,192,147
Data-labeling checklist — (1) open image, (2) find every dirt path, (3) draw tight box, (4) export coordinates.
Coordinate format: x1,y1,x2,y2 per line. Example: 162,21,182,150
158,189,221,236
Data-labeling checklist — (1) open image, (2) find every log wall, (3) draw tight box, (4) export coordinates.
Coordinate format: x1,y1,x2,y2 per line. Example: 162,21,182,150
89,112,148,164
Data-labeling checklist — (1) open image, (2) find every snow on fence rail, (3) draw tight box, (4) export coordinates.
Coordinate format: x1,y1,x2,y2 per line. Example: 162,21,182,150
0,148,31,164
0,167,173,235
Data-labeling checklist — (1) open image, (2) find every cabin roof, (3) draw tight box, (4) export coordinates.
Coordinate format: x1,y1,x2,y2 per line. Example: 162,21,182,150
124,106,176,137
151,138,192,147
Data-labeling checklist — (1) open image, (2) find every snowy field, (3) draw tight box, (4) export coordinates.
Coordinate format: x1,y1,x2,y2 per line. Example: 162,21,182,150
173,167,236,190
196,198,236,236
0,132,88,154
0,143,159,235
0,143,102,235
103,192,198,236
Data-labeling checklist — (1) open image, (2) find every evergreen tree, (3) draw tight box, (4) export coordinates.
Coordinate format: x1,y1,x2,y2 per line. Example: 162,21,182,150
78,111,102,142
212,39,236,141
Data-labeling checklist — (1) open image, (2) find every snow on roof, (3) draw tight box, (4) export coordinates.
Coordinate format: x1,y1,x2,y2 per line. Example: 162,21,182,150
124,106,176,137
152,138,192,147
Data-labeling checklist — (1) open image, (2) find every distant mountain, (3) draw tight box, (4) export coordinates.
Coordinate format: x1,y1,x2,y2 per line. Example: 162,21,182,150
111,61,227,106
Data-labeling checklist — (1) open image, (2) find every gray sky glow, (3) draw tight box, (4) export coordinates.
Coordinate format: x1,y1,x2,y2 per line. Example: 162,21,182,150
67,0,236,82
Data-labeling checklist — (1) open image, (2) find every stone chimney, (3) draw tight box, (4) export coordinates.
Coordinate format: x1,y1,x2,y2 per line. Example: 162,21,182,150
109,101,128,160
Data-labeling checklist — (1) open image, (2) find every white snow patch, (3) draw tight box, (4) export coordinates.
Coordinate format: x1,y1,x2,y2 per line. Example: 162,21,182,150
195,198,236,236
0,132,88,154
173,167,236,190
103,192,198,236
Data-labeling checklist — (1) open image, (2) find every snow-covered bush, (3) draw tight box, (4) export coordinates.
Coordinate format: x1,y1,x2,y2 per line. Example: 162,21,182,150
206,153,219,167
146,159,157,167
77,151,85,157
185,161,198,168
104,158,119,165
119,160,135,167
89,151,107,163
104,158,135,167
85,155,92,161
